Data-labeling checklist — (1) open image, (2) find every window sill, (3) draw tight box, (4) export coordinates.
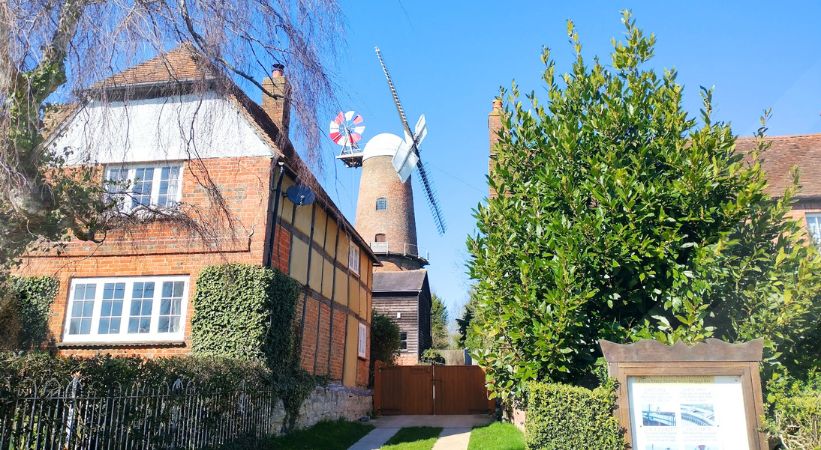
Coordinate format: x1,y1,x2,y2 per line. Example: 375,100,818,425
57,340,186,349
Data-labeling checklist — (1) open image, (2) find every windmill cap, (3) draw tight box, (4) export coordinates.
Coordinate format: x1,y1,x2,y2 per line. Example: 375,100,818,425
363,133,403,161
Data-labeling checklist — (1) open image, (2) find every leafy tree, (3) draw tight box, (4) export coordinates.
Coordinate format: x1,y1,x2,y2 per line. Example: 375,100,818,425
456,288,478,348
370,310,400,384
431,293,450,349
467,12,821,400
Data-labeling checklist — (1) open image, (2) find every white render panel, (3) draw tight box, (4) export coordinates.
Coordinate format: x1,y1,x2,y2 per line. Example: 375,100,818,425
51,91,272,165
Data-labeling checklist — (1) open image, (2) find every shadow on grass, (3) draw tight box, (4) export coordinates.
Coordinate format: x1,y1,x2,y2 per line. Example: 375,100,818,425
382,426,443,450
220,419,374,450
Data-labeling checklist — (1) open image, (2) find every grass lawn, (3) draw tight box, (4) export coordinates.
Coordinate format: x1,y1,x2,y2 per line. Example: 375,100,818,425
252,419,374,450
381,426,443,450
468,422,525,450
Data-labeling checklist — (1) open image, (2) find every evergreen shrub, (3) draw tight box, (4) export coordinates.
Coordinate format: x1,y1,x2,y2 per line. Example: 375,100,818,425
525,381,625,450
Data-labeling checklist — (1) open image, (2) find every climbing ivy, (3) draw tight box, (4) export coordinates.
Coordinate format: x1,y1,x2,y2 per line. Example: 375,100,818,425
191,263,313,430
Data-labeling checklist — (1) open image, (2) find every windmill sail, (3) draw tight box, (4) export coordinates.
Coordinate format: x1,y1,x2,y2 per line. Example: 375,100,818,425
375,47,447,235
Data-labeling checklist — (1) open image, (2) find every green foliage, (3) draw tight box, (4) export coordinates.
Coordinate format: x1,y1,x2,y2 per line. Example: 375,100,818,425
525,381,625,450
191,264,312,430
458,287,479,349
764,372,821,449
192,264,301,371
430,293,449,349
468,422,525,450
370,310,401,384
420,349,445,365
0,352,271,395
370,310,401,365
466,11,821,399
0,276,58,350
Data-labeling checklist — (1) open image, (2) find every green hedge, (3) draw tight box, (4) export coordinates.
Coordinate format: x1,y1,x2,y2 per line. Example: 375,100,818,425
0,352,271,394
525,381,625,450
0,276,58,350
191,264,301,372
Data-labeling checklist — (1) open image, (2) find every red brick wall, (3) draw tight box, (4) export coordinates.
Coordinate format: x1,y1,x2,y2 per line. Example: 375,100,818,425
15,156,274,357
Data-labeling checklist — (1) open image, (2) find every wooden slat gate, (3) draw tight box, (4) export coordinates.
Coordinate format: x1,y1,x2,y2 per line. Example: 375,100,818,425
373,363,494,415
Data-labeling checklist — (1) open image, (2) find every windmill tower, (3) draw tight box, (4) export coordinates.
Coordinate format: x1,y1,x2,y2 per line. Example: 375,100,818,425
334,48,446,272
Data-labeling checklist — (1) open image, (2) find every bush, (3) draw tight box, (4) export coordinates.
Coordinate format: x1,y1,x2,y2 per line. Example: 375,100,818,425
525,381,625,450
0,276,58,350
765,374,821,449
420,349,445,365
370,310,400,385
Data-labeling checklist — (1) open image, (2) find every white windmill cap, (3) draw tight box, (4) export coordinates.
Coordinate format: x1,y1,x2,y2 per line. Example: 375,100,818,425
362,133,403,161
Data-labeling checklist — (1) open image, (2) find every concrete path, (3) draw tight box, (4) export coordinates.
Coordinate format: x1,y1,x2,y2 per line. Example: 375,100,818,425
431,427,472,450
348,427,401,450
348,415,492,450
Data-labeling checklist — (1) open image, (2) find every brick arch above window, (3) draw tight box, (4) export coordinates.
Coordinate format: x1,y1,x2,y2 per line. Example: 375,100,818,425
375,233,386,242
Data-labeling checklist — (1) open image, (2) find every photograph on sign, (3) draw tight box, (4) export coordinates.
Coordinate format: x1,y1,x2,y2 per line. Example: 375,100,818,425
628,376,749,450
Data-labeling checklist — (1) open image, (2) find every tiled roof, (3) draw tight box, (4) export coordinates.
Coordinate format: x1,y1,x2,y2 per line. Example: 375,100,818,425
736,133,821,198
95,43,213,88
373,270,428,293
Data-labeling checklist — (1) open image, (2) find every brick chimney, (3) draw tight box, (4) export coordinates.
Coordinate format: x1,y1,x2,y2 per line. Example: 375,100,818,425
262,64,291,137
488,98,502,198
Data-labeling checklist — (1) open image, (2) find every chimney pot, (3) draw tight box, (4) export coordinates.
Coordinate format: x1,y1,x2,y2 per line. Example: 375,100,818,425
272,63,285,77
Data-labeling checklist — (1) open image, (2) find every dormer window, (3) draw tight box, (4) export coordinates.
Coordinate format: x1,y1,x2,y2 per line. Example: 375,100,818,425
105,164,182,212
375,197,387,211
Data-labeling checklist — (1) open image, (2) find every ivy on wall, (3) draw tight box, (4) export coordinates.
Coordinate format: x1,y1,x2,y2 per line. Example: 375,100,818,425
191,264,312,430
0,276,58,350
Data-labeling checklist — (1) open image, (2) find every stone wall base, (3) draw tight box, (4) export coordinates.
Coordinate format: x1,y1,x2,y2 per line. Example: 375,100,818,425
283,383,372,432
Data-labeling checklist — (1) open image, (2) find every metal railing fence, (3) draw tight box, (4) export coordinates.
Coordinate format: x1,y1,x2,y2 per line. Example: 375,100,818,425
0,376,280,450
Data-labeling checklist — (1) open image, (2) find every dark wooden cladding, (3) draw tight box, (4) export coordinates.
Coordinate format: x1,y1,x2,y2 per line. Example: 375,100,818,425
373,363,492,415
599,338,764,362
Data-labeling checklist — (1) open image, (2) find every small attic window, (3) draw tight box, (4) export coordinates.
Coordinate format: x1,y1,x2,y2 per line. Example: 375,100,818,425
375,233,386,242
375,197,387,211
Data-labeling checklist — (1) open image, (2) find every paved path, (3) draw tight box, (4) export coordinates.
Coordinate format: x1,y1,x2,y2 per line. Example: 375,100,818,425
431,427,472,450
348,415,492,450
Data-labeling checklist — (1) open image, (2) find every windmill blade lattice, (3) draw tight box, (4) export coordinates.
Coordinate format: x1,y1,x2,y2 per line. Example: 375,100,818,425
375,47,446,235
415,160,447,235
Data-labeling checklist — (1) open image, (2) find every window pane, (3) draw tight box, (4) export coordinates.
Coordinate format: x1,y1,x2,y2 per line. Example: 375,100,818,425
98,282,125,334
375,197,387,211
807,214,821,248
68,283,96,335
128,282,154,334
131,167,154,208
104,168,129,209
157,166,180,207
158,281,184,333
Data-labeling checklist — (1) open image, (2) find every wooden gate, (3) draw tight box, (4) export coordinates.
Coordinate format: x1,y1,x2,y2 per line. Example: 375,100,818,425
373,363,494,415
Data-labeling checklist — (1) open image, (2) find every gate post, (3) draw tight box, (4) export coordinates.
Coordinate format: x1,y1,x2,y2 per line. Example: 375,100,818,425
373,361,384,416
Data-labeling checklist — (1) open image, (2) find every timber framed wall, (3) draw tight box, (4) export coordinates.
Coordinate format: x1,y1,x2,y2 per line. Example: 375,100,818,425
272,173,373,388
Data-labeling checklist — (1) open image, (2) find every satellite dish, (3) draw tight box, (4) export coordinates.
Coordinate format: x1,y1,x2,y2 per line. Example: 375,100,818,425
286,185,316,206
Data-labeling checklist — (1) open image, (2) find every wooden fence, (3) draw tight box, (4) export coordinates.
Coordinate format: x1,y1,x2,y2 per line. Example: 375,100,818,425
0,376,281,449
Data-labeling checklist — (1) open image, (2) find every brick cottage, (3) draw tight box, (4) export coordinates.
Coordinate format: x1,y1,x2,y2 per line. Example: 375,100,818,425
15,44,377,389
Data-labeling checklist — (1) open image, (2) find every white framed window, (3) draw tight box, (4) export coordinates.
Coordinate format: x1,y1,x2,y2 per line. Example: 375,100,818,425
358,322,367,358
400,331,408,350
806,213,821,249
63,275,189,344
348,246,360,276
104,164,183,212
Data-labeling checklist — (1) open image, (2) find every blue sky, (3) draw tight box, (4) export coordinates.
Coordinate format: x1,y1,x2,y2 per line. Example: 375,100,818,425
308,1,821,324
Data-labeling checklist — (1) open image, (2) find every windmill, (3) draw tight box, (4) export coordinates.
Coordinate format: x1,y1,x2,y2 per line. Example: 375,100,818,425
374,47,446,235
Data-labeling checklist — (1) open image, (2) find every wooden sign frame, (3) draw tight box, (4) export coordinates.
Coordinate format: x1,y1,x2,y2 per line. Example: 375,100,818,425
600,339,767,450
